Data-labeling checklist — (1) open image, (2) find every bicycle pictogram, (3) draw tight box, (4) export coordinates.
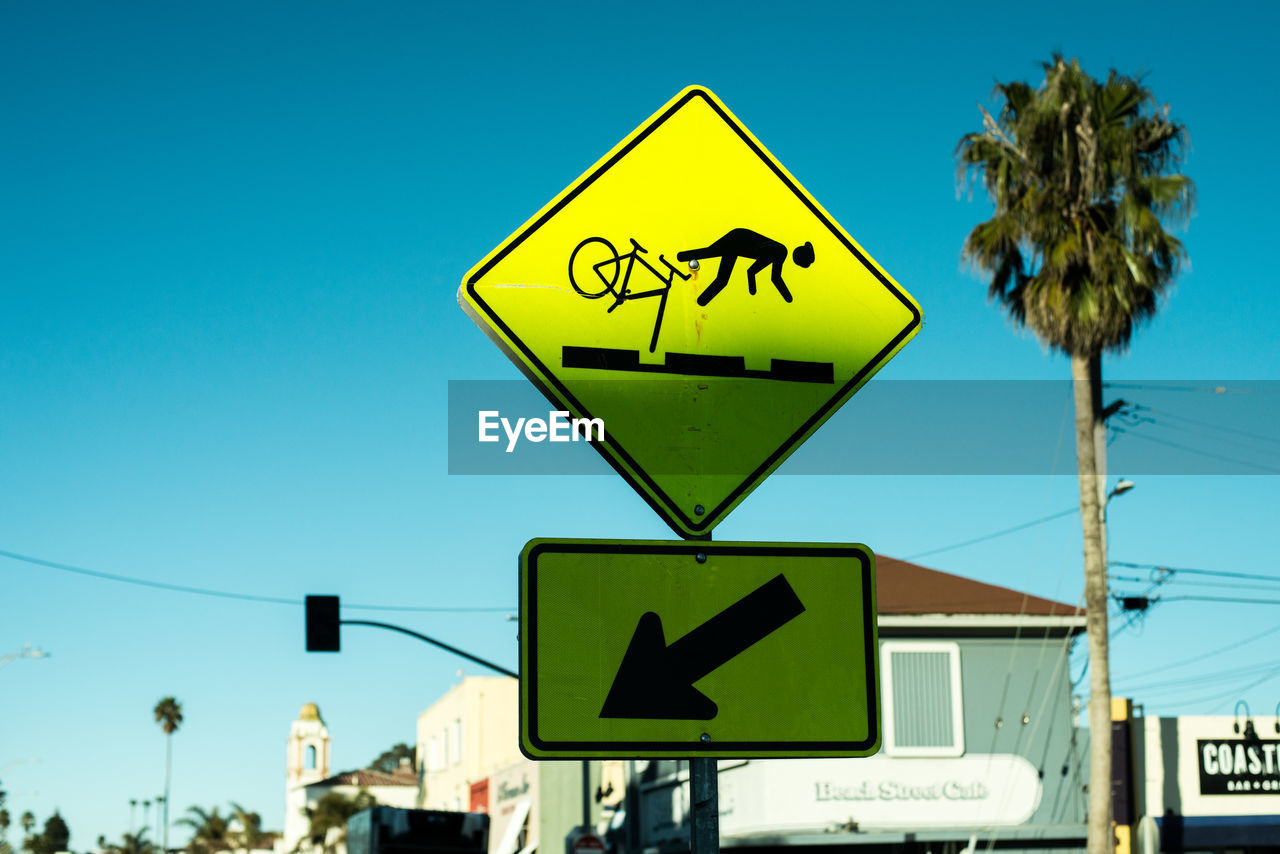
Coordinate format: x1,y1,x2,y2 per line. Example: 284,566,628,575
568,236,692,354
568,229,816,354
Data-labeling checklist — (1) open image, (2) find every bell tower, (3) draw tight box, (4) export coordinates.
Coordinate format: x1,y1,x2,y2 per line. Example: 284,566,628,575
285,702,331,852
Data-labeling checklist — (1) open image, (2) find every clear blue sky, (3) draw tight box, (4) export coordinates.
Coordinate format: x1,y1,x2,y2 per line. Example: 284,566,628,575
4,0,1279,849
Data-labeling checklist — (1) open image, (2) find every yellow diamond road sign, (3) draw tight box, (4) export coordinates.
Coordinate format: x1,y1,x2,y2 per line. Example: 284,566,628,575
460,86,922,537
520,539,880,758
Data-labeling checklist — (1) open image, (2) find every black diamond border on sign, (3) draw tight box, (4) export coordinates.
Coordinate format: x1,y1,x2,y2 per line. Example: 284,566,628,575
464,88,922,536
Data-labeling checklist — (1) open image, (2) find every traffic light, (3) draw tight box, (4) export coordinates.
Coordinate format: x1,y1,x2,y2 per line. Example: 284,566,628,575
306,595,341,652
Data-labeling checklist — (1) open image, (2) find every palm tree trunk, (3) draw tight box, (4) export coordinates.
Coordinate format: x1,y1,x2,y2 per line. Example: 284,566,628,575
164,734,172,853
1072,352,1112,853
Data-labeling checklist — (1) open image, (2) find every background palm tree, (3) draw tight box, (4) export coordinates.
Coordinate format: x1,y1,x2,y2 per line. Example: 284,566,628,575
366,744,415,775
18,814,32,841
124,833,156,854
227,804,264,854
176,806,230,854
957,54,1192,853
299,791,374,854
20,812,69,854
102,829,155,854
153,698,183,853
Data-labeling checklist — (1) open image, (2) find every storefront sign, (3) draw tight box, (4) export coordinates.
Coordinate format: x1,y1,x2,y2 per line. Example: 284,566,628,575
640,755,1042,842
487,761,538,854
1197,738,1280,794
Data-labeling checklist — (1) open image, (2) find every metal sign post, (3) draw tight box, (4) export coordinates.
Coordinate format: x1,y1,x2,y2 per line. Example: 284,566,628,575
689,757,719,854
689,533,718,854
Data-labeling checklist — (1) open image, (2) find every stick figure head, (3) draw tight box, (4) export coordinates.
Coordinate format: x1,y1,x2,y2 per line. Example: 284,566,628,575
792,241,815,268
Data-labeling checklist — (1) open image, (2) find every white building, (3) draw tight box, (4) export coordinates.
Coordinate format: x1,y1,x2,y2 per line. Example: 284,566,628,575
284,703,334,853
282,703,418,854
1134,713,1280,851
415,676,624,854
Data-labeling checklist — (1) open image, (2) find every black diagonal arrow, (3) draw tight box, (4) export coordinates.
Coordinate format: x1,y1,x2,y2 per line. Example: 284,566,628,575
599,574,805,720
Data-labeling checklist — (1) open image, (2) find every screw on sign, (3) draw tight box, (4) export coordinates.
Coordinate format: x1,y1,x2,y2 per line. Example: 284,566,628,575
572,835,606,854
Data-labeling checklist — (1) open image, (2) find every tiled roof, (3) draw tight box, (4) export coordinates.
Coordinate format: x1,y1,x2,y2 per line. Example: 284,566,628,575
309,768,418,788
876,556,1082,617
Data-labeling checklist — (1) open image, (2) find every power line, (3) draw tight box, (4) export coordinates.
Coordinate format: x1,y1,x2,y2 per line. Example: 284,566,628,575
1157,595,1280,606
1102,383,1261,394
1111,561,1280,584
0,548,514,612
1136,410,1280,456
1110,574,1280,593
1148,408,1280,446
903,507,1079,561
1114,623,1280,682
1117,658,1280,694
1142,665,1280,710
1109,425,1280,473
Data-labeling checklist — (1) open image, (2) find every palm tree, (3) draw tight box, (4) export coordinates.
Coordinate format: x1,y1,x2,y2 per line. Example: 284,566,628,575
299,791,374,854
18,814,32,841
227,805,263,854
153,698,183,852
176,806,231,854
102,830,155,854
957,55,1192,853
124,832,156,854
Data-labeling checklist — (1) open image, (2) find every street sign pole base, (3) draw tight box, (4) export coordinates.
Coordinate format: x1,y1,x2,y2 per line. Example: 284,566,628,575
690,757,719,854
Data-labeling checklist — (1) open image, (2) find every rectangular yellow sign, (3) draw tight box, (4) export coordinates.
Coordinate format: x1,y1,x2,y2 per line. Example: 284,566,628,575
519,539,881,758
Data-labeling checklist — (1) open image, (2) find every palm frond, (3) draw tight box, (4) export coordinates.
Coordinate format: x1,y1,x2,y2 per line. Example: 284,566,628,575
956,54,1191,357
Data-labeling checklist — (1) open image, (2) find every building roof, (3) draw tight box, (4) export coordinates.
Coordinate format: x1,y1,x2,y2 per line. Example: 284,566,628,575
876,556,1082,617
307,768,417,788
298,702,323,722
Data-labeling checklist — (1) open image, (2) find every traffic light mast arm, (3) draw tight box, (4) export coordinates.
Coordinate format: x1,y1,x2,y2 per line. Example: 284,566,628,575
341,619,518,679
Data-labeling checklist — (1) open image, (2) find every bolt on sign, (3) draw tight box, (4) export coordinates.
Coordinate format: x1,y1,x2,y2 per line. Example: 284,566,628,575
459,86,922,537
519,539,881,759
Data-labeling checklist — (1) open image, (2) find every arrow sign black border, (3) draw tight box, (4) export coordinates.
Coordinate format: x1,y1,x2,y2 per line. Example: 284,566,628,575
520,539,879,758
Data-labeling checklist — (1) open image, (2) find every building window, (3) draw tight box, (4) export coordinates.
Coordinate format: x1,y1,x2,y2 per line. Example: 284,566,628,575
441,728,449,767
305,744,316,770
880,641,964,757
452,719,462,766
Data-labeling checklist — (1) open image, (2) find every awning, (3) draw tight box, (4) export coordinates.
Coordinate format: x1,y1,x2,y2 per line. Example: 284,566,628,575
494,798,532,854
